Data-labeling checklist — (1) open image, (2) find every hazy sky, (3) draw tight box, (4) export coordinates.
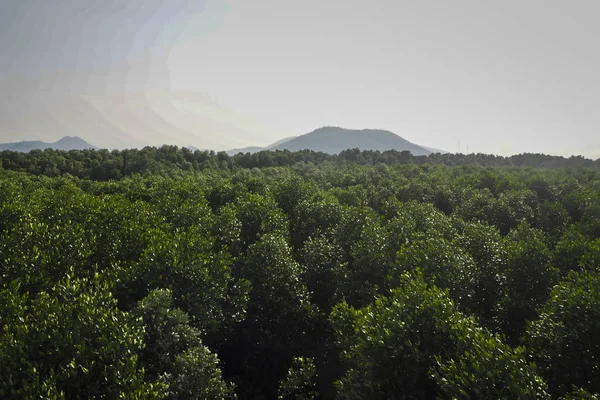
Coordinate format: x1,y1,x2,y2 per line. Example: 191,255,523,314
1,0,599,156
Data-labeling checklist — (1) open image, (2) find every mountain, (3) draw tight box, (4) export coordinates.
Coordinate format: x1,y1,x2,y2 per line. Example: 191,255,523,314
269,127,431,155
226,128,431,156
0,136,97,152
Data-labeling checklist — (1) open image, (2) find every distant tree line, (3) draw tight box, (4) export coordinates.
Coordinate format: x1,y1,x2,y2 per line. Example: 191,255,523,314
1,150,600,398
1,146,598,181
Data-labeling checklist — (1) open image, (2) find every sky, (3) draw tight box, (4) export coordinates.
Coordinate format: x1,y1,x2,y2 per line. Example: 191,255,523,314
1,0,599,156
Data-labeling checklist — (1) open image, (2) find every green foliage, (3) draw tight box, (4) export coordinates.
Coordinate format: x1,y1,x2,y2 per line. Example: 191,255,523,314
561,387,600,400
453,221,507,327
552,228,597,273
277,357,318,400
0,275,165,399
534,200,571,244
300,234,345,311
390,236,478,312
331,272,548,399
291,193,343,250
171,346,235,400
455,187,537,235
135,289,234,399
227,193,289,255
129,228,245,335
433,331,548,399
525,270,600,397
1,150,600,398
221,234,314,399
497,221,559,343
333,206,390,307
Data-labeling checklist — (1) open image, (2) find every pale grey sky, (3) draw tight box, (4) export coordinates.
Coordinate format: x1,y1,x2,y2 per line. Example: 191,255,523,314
1,0,599,156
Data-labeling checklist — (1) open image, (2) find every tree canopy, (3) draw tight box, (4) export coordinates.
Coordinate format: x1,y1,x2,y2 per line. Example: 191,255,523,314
1,146,600,398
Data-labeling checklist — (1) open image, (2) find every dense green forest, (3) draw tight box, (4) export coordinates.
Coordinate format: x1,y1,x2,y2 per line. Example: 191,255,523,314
1,147,600,399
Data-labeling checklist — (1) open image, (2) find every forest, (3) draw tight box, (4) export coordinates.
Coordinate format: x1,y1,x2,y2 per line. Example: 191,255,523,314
1,147,600,399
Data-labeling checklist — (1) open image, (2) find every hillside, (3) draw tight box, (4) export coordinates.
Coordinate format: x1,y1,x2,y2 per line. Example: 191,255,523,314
0,136,97,152
270,127,431,155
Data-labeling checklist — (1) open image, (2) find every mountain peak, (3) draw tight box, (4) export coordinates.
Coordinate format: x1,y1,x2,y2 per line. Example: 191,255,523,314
313,126,392,133
269,127,431,155
0,136,97,152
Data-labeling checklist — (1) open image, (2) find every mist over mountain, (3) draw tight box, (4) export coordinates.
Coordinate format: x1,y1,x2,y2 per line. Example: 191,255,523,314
0,87,281,151
0,136,96,152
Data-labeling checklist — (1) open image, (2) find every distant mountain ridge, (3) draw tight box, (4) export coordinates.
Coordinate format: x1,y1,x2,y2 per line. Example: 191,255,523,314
0,136,97,152
3,128,437,156
228,127,431,156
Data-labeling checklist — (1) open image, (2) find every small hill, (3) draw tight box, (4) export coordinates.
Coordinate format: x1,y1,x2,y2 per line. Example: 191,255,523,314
226,146,264,155
265,136,297,149
227,136,298,155
0,136,97,152
269,127,431,155
422,146,448,154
